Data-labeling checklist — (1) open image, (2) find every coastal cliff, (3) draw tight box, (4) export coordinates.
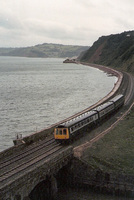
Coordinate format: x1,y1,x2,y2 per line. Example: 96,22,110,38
79,31,134,73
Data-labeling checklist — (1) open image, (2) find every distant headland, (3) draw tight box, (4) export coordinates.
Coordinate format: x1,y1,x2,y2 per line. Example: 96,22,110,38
0,43,89,58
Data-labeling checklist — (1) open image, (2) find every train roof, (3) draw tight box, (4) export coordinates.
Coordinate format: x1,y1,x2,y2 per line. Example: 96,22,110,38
109,94,124,102
57,110,97,128
93,101,113,112
56,94,124,129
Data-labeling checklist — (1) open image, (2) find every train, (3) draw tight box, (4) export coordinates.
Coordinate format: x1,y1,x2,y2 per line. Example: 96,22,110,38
54,94,125,142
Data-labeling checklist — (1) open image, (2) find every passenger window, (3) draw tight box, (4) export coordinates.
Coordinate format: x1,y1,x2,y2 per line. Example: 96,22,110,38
63,129,66,135
59,130,62,135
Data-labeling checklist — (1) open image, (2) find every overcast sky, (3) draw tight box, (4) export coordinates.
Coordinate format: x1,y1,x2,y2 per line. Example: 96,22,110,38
0,0,133,47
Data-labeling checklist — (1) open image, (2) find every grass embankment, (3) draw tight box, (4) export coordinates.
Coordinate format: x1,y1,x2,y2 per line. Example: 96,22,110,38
83,106,134,175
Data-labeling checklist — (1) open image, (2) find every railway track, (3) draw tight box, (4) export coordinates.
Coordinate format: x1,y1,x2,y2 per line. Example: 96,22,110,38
0,139,57,175
74,71,134,155
123,72,134,105
0,67,134,191
0,136,54,168
0,137,63,188
0,145,62,184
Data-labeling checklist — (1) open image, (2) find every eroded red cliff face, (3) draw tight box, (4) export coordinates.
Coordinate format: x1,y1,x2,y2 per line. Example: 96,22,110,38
80,31,134,73
87,41,107,63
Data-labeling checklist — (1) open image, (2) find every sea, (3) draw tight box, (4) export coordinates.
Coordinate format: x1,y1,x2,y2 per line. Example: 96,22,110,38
1,56,131,200
0,57,117,152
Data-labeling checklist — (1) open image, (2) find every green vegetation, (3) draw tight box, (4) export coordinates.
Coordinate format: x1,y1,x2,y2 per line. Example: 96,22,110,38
79,30,134,176
80,31,134,74
0,43,89,58
83,106,134,174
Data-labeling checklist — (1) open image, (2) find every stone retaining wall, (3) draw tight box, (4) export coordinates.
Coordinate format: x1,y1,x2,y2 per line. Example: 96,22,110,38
68,158,134,197
0,146,73,200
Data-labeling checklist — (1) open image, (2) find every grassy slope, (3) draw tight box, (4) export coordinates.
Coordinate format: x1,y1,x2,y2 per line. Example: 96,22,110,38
83,106,134,174
80,31,134,175
80,31,134,74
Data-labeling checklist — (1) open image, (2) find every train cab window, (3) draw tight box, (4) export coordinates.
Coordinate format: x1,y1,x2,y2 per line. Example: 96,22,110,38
63,129,67,135
56,129,59,135
59,130,62,135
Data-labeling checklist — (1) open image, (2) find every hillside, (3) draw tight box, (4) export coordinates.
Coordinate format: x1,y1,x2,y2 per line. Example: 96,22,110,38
0,43,89,58
80,31,134,73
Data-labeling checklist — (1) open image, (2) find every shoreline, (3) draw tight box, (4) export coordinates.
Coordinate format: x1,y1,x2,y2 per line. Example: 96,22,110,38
79,61,121,77
0,61,123,158
78,61,123,107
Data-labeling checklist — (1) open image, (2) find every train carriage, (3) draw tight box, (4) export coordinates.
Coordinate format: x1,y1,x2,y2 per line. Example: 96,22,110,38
54,110,98,142
93,101,114,120
54,94,125,142
109,94,125,110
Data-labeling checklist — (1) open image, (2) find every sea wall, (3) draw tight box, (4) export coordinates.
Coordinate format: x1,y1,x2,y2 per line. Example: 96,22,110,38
0,126,54,159
0,63,122,160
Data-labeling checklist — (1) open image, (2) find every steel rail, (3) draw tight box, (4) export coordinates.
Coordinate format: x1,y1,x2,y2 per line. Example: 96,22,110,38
0,144,62,184
0,137,54,167
0,140,57,177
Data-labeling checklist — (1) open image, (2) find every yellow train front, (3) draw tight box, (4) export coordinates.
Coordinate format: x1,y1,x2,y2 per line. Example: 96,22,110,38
54,125,70,142
54,94,125,143
54,110,99,142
